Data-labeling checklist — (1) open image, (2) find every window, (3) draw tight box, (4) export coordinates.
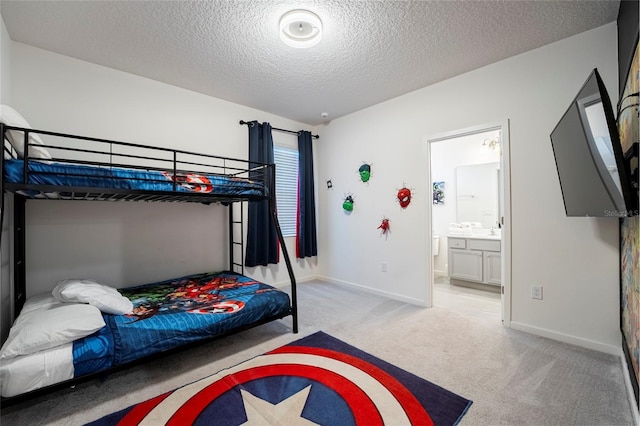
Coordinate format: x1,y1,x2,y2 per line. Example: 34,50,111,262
273,145,298,237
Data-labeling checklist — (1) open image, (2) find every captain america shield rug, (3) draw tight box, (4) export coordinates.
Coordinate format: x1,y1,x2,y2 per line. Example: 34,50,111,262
88,331,472,425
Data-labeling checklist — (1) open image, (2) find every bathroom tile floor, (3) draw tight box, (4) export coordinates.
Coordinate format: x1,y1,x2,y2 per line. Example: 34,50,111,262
433,276,502,323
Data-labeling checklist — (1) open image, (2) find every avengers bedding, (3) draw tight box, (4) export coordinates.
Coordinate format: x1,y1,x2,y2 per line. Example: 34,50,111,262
0,271,292,398
3,159,265,197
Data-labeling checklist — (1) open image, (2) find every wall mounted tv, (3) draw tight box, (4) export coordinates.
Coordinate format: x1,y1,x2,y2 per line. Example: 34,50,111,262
550,68,637,217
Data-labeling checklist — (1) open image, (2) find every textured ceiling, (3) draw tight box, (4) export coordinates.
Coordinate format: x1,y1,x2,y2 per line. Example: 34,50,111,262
0,0,620,126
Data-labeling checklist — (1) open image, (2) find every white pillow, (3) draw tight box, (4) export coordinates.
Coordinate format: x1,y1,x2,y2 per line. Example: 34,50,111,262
0,301,105,359
52,279,133,315
0,105,52,160
19,293,61,315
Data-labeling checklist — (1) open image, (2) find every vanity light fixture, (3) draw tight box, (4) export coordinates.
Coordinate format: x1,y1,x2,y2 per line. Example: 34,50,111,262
482,138,501,151
279,9,322,48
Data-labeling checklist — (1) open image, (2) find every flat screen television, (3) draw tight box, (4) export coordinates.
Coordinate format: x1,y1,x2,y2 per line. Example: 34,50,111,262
550,68,637,217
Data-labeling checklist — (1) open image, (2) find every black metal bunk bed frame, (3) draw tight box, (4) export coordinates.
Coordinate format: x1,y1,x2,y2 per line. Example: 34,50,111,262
0,123,298,403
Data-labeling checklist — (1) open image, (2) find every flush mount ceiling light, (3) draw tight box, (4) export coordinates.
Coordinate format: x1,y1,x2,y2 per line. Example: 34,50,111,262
279,9,322,48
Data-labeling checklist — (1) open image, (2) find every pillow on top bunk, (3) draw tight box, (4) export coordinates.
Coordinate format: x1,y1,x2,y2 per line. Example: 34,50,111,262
0,104,52,160
0,295,105,359
53,279,134,315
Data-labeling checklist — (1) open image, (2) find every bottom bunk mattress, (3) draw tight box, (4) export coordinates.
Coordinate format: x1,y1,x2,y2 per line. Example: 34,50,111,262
0,271,292,398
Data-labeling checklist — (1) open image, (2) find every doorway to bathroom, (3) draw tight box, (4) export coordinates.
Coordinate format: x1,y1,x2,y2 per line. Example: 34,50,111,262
427,122,511,324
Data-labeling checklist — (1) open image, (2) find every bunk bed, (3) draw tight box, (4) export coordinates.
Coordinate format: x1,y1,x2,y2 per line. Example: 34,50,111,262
0,121,298,403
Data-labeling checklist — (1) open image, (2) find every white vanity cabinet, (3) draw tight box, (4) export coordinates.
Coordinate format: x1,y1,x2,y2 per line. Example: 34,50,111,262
448,236,501,286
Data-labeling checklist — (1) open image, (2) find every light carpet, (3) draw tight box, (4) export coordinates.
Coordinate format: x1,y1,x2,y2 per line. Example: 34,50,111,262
0,280,635,425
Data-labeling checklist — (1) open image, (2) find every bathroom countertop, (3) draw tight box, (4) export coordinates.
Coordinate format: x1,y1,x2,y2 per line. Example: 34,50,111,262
447,234,501,240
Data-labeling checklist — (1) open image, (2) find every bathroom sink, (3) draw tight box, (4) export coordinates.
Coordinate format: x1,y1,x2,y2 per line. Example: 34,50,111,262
448,228,501,239
447,228,473,236
470,233,501,240
471,228,501,239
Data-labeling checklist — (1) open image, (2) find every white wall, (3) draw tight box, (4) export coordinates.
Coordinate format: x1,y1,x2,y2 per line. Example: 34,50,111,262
0,14,10,103
8,43,320,299
317,23,622,352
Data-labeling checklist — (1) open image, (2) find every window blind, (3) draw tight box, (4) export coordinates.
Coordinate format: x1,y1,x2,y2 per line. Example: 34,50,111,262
274,146,299,237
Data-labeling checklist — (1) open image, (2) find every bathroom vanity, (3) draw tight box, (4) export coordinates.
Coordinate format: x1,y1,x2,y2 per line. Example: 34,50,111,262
448,235,501,288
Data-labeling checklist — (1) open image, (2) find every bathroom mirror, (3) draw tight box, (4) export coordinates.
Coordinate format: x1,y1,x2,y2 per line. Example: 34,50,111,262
455,162,500,228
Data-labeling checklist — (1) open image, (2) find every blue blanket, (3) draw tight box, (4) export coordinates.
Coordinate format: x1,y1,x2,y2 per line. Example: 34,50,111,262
4,160,265,196
72,271,291,376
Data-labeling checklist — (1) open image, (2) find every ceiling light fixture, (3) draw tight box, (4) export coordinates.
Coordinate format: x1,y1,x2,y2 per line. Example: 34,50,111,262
279,9,322,48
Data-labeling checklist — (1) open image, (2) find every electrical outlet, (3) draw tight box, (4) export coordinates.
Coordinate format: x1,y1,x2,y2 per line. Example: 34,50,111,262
531,285,543,300
381,262,388,272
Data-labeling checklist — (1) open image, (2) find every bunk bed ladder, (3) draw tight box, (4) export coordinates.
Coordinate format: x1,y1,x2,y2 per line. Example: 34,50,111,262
270,197,298,334
229,201,245,275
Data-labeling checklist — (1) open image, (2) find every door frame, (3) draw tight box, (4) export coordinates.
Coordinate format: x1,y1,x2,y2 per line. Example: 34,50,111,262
425,120,511,325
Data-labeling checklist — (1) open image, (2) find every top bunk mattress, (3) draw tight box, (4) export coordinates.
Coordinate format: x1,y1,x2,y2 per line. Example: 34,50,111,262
3,159,266,198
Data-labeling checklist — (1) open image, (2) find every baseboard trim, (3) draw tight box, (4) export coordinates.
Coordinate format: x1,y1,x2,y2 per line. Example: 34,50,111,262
273,274,319,288
317,275,426,306
509,321,620,355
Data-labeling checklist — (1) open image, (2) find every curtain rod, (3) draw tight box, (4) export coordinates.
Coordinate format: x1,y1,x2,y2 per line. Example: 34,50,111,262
239,120,319,139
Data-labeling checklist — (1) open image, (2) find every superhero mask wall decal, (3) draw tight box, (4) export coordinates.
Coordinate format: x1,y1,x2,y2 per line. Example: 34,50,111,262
342,195,354,212
397,187,412,208
378,217,390,234
358,163,371,183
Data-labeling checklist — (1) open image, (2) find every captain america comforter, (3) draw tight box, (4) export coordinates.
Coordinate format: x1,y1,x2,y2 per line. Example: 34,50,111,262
3,159,265,197
75,271,292,375
0,272,292,397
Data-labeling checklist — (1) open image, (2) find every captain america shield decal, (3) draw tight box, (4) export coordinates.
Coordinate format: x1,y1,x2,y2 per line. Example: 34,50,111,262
95,332,472,426
119,348,432,425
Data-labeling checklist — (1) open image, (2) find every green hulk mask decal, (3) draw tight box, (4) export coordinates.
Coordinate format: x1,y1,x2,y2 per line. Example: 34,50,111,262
359,164,371,182
343,195,354,212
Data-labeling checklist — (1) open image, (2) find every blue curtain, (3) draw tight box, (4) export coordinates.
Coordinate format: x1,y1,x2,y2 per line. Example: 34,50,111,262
245,121,279,267
296,130,317,258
